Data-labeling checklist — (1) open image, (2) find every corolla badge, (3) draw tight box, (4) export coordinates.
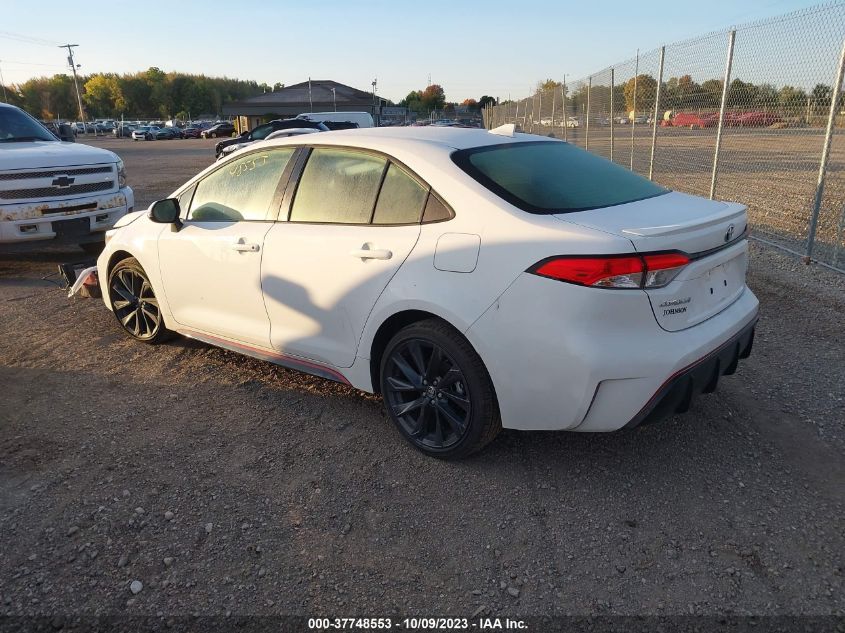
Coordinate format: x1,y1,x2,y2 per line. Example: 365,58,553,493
659,297,691,308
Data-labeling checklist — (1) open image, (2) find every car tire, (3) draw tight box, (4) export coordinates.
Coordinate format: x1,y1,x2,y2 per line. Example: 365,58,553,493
107,257,172,344
211,132,217,138
380,319,501,459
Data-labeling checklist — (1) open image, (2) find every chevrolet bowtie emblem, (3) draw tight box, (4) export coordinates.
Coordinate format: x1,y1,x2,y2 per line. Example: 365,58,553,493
52,175,75,188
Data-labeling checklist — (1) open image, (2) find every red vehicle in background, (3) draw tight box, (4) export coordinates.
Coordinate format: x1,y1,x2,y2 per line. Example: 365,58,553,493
734,111,783,126
670,111,782,128
670,112,719,128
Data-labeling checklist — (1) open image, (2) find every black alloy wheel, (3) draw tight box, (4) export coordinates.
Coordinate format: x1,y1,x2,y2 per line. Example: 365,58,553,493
380,319,500,459
108,258,170,343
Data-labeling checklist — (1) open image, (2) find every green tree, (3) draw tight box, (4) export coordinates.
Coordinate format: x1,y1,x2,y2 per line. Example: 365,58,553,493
727,79,759,108
478,95,496,109
778,85,807,111
811,83,832,108
84,74,125,116
623,74,657,113
420,84,446,111
699,79,724,109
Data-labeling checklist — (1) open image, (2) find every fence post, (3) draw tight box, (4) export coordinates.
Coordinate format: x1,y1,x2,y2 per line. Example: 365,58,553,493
530,93,535,133
538,90,543,133
631,49,639,170
710,30,736,200
806,36,845,262
586,76,592,150
649,46,665,181
610,68,614,161
562,76,568,142
514,100,520,128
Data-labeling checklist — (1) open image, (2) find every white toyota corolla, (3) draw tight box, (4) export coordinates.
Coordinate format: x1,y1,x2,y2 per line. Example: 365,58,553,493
97,125,758,459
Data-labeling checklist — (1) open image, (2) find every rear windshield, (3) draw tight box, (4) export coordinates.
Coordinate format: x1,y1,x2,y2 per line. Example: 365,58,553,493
452,140,668,213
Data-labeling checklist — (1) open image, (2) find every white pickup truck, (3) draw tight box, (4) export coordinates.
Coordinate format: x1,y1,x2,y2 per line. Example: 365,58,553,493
0,102,133,253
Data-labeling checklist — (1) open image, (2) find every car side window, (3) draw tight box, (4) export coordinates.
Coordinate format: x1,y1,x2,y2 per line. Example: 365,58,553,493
290,148,387,224
372,163,428,225
188,148,295,222
422,191,454,223
251,125,272,140
177,184,196,218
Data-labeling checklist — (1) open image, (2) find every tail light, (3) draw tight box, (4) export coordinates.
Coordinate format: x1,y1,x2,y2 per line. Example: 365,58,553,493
529,252,689,289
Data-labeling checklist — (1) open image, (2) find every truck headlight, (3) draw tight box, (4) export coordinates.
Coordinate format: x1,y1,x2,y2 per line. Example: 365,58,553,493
116,159,127,187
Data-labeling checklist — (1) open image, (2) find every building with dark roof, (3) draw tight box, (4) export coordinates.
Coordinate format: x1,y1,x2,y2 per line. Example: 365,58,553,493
222,79,386,131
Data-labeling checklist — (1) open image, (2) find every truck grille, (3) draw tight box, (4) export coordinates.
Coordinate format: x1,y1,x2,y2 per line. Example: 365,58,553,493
0,166,113,181
0,181,114,200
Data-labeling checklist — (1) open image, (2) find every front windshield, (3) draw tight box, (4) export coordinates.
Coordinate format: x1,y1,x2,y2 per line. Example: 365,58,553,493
0,107,57,143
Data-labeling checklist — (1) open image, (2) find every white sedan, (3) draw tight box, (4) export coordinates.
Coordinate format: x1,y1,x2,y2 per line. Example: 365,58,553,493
97,125,758,459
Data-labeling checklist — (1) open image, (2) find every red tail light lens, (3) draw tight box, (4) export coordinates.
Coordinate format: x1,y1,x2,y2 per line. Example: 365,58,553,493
530,252,689,289
533,256,644,288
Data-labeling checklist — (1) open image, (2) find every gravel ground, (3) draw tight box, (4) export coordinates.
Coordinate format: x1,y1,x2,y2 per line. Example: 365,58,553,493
0,139,843,620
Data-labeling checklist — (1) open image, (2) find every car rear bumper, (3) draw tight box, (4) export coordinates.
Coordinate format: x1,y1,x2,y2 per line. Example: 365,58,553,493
623,315,756,429
466,272,759,432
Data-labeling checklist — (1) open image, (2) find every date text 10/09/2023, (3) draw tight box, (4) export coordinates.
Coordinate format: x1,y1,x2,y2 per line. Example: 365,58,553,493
307,617,529,630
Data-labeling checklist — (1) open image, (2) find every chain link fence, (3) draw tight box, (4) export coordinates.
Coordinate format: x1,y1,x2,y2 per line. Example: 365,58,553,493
483,3,845,272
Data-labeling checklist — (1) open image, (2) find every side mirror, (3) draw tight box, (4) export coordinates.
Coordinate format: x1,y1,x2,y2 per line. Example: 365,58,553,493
58,124,76,142
239,130,250,137
149,198,182,227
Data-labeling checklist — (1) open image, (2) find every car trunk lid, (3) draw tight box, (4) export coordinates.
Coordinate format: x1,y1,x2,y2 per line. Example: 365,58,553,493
555,191,749,331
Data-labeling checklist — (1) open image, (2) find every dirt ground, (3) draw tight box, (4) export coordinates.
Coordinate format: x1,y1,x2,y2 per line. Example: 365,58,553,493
0,137,843,620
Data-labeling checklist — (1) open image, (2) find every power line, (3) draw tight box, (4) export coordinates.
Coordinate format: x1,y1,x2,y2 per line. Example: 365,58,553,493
0,59,67,68
0,30,61,47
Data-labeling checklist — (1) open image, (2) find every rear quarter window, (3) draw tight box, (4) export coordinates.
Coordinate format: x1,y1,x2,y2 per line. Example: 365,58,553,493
452,140,668,213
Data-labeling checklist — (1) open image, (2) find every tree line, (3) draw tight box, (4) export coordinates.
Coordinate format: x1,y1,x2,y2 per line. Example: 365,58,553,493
397,84,494,116
1,67,271,120
502,76,838,116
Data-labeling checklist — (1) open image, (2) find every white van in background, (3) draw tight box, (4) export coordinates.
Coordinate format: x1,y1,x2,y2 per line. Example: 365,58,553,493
295,111,374,128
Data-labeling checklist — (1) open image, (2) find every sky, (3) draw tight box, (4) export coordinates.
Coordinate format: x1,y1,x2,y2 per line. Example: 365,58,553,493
0,0,825,103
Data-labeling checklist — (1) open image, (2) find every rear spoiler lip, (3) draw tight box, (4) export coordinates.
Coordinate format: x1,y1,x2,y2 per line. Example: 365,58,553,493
687,227,750,262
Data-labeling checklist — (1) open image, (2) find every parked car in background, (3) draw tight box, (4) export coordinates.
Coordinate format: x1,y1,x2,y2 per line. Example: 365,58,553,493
671,112,719,128
565,117,579,128
70,122,92,135
155,127,183,140
735,111,783,127
113,124,138,138
40,121,76,141
201,122,235,138
182,126,203,138
0,102,133,254
96,126,757,459
216,126,323,160
131,126,160,141
214,119,329,158
296,111,374,128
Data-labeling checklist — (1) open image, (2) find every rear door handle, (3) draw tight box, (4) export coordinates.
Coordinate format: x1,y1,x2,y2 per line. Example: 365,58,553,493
231,242,260,252
350,247,392,260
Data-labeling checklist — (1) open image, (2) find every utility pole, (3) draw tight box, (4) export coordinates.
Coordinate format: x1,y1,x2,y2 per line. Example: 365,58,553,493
0,60,7,101
331,87,337,112
60,44,85,126
372,78,377,125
